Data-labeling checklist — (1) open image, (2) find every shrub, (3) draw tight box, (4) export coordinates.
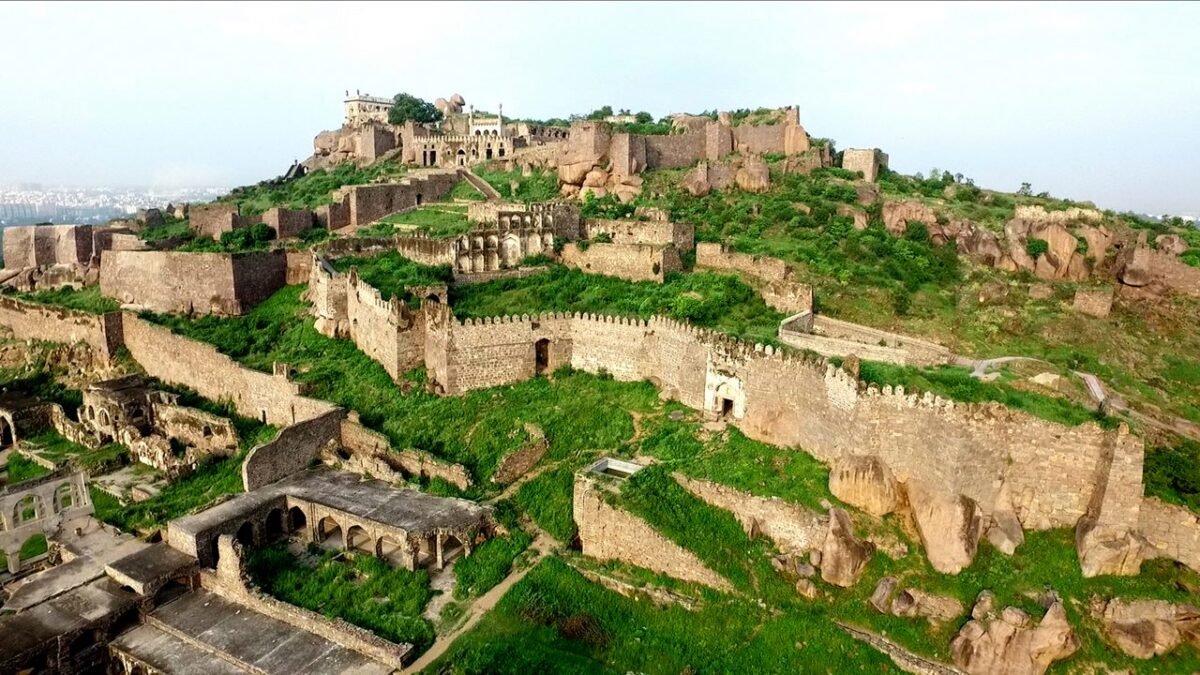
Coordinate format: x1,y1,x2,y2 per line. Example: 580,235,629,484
1025,238,1049,258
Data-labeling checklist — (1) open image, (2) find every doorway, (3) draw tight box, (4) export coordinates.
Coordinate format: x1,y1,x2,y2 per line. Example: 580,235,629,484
534,339,551,375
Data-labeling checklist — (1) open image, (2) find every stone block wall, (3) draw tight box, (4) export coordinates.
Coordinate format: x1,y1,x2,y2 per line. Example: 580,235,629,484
584,218,695,251
696,242,790,281
189,203,247,240
285,251,312,285
732,124,787,155
315,201,351,231
842,148,889,183
609,133,647,178
778,314,953,367
241,409,344,491
675,475,826,555
573,471,731,591
1139,498,1200,572
2,224,95,269
424,307,572,395
561,242,682,282
100,250,286,316
344,270,424,381
205,536,412,666
643,133,705,169
695,242,813,313
261,207,314,239
395,235,456,267
0,296,122,360
339,419,472,490
333,170,459,228
121,315,336,427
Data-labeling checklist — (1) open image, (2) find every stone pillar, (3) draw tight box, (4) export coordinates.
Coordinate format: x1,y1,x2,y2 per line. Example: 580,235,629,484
7,547,21,574
435,532,445,570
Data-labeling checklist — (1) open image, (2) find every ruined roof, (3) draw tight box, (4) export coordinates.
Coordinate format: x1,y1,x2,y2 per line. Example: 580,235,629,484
170,466,491,539
111,589,394,675
0,578,136,664
85,375,157,404
105,543,196,593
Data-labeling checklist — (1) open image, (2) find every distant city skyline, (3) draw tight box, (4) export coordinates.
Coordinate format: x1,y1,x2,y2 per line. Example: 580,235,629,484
1,1,1198,216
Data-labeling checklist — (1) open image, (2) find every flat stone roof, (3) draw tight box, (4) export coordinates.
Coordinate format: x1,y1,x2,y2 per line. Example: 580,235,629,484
171,466,490,538
105,543,196,591
112,589,393,675
0,578,136,661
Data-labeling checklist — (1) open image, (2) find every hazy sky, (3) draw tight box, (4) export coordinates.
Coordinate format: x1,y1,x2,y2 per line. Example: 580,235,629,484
2,1,1196,214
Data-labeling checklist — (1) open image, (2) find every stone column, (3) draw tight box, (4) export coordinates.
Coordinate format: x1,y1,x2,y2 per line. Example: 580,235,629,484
435,532,445,570
6,546,21,574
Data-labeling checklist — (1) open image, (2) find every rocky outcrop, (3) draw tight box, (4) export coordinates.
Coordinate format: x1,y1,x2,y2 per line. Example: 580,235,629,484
1098,597,1200,659
829,455,900,517
907,481,983,575
882,200,938,237
1075,519,1147,578
984,482,1026,556
735,155,770,193
819,507,874,587
891,588,964,625
870,578,963,625
1156,234,1189,256
951,596,1079,675
1013,205,1103,227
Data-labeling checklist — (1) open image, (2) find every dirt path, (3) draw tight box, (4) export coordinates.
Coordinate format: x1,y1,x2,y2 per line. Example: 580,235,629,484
402,535,552,674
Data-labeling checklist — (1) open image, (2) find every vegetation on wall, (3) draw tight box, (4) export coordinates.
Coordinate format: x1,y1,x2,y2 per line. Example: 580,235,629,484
449,265,785,345
223,160,409,216
3,286,120,314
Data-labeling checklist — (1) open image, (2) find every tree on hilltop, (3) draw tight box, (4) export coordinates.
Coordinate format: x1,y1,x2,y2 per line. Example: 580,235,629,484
388,93,444,126
586,105,614,120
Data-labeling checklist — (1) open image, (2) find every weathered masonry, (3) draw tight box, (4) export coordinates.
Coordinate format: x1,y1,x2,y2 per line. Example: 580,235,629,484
167,467,496,570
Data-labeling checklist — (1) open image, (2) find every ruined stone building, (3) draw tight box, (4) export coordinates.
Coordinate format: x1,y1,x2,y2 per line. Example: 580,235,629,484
343,91,393,126
74,376,240,478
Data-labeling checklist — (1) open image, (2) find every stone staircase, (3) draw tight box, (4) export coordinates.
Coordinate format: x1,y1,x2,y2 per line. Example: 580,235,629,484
458,168,503,201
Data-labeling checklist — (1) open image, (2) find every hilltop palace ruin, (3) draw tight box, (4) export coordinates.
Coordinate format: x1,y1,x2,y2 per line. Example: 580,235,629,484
0,89,1198,674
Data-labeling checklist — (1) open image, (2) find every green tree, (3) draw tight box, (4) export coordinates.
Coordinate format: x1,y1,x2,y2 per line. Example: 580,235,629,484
387,93,443,126
634,111,653,124
1017,182,1033,197
586,105,614,120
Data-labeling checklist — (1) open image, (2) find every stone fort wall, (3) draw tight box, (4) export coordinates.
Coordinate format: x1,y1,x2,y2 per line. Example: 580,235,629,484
573,472,731,591
561,242,682,283
695,242,813,314
344,270,425,381
242,409,344,491
100,250,286,316
424,308,1143,542
331,170,459,229
584,218,695,252
1139,497,1200,573
3,224,94,269
0,297,123,360
121,315,336,427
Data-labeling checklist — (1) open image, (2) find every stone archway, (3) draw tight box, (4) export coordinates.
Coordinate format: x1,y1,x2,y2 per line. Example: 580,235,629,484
377,535,406,567
318,516,343,550
264,508,284,541
235,521,255,547
0,415,13,447
535,339,551,376
347,525,373,555
289,506,307,534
